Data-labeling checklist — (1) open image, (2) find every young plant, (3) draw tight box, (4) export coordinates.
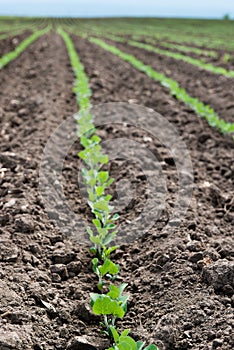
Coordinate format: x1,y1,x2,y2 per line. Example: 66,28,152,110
59,28,159,350
92,257,120,290
108,328,159,350
90,283,128,331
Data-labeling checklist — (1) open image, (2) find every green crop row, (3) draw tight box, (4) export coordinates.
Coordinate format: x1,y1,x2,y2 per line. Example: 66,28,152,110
106,37,234,78
86,30,220,60
66,25,233,65
64,19,233,43
89,37,234,137
131,35,219,58
108,21,234,51
0,25,24,33
122,18,234,40
0,26,51,69
0,20,45,40
0,23,33,34
138,37,231,63
116,33,232,64
0,27,31,40
64,18,234,51
65,27,216,67
128,40,234,78
136,29,234,51
58,28,158,350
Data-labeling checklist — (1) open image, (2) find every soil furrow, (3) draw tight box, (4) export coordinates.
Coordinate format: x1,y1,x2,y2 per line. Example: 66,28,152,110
106,39,234,123
70,36,234,350
0,31,233,350
0,31,32,56
0,32,105,349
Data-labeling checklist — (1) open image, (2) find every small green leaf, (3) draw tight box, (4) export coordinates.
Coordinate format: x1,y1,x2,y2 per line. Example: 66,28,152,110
96,185,105,196
80,136,90,147
118,294,129,313
118,283,128,295
109,326,119,343
107,284,120,299
112,213,120,221
94,200,109,212
89,247,96,255
118,336,137,350
100,155,109,164
121,329,131,337
144,345,159,350
102,232,116,246
92,257,98,267
87,178,96,186
97,171,109,184
93,210,103,221
92,258,99,274
90,292,100,306
105,194,112,201
91,135,101,143
136,341,145,350
104,245,119,257
92,219,101,228
90,236,101,244
88,190,95,202
99,259,120,276
106,178,115,186
86,226,93,236
97,282,104,291
92,295,125,318
106,223,116,229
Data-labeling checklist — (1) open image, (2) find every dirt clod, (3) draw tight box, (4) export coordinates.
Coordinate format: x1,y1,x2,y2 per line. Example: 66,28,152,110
15,215,35,233
202,259,234,293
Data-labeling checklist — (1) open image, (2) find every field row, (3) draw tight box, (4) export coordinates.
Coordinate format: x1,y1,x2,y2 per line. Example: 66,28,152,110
0,28,233,350
1,27,234,136
65,24,234,70
62,18,234,51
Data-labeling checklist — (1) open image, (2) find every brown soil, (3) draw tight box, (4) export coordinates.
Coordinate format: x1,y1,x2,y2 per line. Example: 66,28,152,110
151,44,234,71
137,37,234,70
0,32,233,350
103,38,234,124
0,31,32,56
106,33,234,69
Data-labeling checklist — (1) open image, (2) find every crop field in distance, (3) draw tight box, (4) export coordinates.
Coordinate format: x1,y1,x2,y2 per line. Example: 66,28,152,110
0,16,233,350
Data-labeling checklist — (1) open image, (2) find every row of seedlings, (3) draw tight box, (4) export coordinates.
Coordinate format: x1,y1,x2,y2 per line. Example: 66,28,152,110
58,27,158,350
87,37,234,137
0,26,51,69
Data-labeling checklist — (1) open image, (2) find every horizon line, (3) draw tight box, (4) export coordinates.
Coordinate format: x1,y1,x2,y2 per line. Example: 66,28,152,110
0,14,232,20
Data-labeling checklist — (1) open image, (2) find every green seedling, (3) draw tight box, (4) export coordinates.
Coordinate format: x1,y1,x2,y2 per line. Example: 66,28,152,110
107,328,159,350
91,283,128,330
92,257,120,290
59,28,120,257
59,28,159,350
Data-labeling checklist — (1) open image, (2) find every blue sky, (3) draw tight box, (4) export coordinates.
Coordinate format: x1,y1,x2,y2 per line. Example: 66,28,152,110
0,0,234,18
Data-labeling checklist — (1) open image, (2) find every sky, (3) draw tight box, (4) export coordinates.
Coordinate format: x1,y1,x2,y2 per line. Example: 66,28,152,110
0,0,234,18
